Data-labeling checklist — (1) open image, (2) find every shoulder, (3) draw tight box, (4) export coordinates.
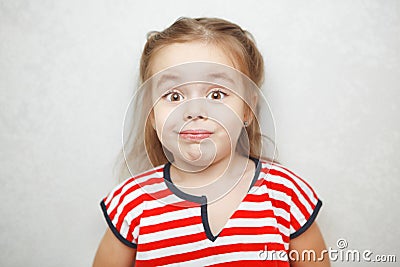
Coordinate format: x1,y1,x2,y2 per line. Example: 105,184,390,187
102,164,166,209
99,164,167,247
258,160,319,203
258,160,323,238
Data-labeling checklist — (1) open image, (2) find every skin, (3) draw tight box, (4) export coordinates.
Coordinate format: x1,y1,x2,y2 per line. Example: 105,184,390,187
150,41,248,172
93,229,137,267
290,222,331,267
151,82,246,174
93,41,330,267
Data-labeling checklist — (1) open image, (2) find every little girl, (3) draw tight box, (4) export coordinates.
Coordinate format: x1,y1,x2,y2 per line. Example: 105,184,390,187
93,17,329,267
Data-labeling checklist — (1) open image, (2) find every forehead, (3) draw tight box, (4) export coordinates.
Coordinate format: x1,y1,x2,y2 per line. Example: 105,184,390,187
150,41,236,75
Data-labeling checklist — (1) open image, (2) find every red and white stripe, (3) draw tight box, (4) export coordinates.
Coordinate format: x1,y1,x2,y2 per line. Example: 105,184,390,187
101,161,321,266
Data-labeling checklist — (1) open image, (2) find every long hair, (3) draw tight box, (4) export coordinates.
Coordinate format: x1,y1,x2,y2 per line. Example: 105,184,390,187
116,17,276,181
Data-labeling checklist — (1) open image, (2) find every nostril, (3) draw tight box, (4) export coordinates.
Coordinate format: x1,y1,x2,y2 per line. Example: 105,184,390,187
184,113,207,120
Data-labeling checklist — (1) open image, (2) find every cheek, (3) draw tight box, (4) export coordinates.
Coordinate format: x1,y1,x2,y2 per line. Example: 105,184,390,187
233,99,246,118
223,100,247,137
153,103,177,134
153,106,166,132
210,108,243,139
216,99,245,124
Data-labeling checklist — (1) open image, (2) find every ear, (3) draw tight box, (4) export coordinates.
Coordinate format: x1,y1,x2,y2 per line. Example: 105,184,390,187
244,93,258,125
244,108,254,125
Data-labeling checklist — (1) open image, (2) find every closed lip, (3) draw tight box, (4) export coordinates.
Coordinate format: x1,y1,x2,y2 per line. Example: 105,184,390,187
179,129,213,134
179,130,213,141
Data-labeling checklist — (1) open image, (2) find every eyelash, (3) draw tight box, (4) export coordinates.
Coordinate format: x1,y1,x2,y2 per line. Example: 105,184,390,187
206,89,228,100
162,88,228,102
163,90,183,102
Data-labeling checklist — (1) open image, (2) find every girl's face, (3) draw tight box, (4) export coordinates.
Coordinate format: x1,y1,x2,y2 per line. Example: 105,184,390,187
149,42,249,170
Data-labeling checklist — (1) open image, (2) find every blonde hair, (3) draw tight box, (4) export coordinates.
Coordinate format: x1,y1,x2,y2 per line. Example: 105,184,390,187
116,17,275,180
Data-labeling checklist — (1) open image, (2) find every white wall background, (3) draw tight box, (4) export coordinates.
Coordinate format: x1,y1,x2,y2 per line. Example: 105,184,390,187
1,0,399,266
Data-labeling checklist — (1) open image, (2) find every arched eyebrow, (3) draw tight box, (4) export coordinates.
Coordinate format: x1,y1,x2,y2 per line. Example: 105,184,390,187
206,72,236,87
156,74,180,88
155,72,236,89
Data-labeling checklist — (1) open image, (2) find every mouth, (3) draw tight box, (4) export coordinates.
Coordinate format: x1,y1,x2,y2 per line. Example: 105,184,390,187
179,129,213,141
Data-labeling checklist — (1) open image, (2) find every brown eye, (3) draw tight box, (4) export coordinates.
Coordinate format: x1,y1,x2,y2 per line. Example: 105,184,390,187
206,89,227,100
164,91,184,102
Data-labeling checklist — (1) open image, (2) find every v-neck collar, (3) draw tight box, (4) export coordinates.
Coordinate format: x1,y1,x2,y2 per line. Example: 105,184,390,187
163,157,261,204
163,157,262,241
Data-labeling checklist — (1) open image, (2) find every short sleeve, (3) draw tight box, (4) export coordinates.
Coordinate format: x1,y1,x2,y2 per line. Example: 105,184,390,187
283,167,322,239
100,179,142,248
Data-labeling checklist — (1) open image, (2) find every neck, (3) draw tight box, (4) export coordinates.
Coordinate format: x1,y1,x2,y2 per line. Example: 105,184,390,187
169,152,252,193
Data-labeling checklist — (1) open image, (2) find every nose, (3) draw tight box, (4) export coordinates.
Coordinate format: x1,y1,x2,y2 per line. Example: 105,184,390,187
183,109,208,120
183,99,208,121
184,113,207,120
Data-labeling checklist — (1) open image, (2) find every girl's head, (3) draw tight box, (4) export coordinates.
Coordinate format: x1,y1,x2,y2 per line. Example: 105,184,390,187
121,17,270,177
